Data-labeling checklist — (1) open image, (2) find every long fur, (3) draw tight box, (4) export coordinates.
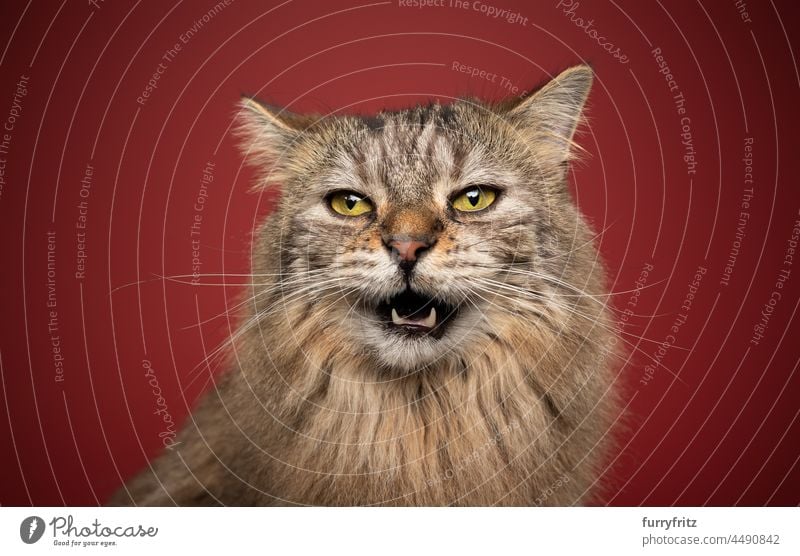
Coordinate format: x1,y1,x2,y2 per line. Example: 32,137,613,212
110,65,620,506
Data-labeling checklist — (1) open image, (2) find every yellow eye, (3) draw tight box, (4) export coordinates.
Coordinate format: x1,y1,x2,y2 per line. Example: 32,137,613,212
329,191,374,217
451,186,497,212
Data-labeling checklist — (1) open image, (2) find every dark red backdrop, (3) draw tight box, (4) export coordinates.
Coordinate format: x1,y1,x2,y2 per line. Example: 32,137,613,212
0,0,798,506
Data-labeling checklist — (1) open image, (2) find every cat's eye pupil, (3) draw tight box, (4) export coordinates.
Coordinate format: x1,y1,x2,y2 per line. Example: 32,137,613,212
345,195,358,210
466,189,480,206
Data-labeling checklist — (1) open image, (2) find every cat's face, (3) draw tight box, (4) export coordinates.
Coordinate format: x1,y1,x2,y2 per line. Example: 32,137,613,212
239,66,594,372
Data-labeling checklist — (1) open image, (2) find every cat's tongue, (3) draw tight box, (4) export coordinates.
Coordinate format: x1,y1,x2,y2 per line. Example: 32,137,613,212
391,307,436,329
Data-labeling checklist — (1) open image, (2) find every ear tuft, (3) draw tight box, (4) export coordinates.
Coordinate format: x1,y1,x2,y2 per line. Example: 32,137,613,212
507,65,594,166
234,96,302,189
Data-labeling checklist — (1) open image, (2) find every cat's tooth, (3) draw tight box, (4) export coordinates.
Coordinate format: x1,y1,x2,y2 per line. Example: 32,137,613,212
391,307,436,328
391,308,403,326
421,307,437,328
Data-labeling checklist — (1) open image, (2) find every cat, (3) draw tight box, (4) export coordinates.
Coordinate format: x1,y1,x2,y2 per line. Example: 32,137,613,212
110,65,620,506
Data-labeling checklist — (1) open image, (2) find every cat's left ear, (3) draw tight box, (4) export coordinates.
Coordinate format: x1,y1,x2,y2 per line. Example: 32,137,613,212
505,65,593,166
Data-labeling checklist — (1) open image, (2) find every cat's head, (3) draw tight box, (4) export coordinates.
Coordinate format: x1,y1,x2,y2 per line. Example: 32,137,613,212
237,66,598,373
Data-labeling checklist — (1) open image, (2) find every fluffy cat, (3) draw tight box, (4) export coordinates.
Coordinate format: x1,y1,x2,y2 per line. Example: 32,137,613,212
111,65,620,506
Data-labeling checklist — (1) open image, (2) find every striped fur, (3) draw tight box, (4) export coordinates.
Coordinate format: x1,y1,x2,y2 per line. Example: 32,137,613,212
111,65,620,506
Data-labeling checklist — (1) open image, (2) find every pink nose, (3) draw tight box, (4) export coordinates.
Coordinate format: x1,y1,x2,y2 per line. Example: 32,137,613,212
388,239,429,262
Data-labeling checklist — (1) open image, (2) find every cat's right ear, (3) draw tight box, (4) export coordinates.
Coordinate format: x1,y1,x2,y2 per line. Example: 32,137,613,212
235,96,306,187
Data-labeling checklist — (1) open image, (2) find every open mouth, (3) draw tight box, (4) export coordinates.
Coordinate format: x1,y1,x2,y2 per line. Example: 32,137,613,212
375,288,458,339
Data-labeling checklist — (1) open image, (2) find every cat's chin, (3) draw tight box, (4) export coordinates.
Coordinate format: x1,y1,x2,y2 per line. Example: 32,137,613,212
365,330,457,372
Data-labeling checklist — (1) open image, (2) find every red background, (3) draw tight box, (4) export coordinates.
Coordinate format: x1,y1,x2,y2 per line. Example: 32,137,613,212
0,0,798,506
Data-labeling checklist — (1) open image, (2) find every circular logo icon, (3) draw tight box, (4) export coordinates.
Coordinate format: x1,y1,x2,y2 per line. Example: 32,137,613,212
20,516,45,544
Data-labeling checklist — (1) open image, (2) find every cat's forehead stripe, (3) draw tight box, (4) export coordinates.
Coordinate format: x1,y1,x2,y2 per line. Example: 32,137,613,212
357,106,462,200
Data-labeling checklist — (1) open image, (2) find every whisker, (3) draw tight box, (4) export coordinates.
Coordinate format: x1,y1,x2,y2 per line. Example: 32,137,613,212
109,268,333,294
464,281,689,384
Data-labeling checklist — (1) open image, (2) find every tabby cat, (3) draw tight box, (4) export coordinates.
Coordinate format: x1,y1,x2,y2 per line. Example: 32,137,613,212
111,65,619,506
